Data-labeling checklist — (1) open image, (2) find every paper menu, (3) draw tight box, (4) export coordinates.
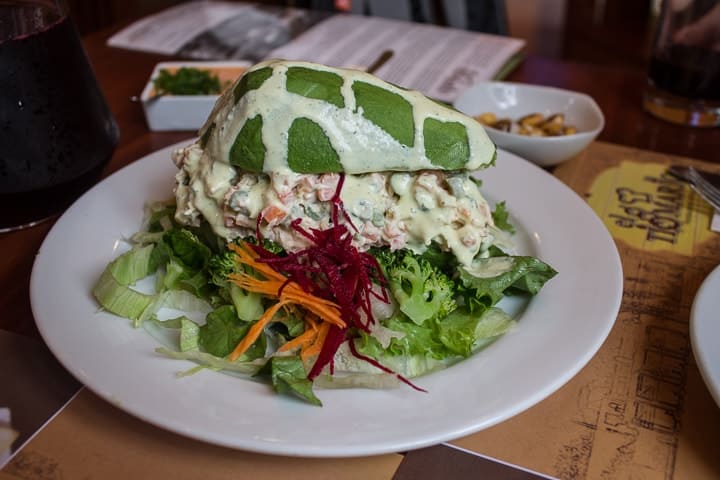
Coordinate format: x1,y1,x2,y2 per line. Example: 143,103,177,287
106,1,525,103
266,14,524,103
107,1,329,61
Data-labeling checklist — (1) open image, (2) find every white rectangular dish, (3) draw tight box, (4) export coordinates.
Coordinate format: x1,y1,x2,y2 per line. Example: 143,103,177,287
141,61,250,131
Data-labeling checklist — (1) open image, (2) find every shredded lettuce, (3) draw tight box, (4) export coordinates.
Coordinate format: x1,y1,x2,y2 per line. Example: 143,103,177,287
93,265,154,320
156,347,265,375
314,372,401,389
93,245,156,320
93,199,556,406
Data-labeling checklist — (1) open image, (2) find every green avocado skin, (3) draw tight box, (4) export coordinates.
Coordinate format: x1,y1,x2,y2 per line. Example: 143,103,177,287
222,61,492,174
287,117,343,174
423,118,470,170
233,67,273,104
352,81,414,148
286,67,345,108
230,115,266,172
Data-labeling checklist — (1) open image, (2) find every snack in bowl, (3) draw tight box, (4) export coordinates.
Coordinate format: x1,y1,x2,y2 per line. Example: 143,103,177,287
454,81,604,167
475,112,578,137
94,60,557,405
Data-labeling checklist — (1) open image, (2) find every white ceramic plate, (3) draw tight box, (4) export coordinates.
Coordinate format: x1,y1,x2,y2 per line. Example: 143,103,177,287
690,265,720,407
31,143,622,457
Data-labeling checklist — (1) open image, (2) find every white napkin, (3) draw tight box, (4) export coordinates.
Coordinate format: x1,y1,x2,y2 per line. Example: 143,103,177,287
712,212,720,232
0,408,18,467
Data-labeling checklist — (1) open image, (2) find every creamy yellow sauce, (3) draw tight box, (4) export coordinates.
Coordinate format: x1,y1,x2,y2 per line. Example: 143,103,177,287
201,60,495,174
174,143,495,267
173,144,236,238
463,256,516,278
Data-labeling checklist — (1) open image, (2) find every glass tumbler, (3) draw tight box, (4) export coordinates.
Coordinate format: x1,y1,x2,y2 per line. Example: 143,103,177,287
0,0,119,232
643,0,720,127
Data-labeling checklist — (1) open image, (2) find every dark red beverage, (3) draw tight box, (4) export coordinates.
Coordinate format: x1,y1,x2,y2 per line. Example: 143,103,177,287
0,3,118,230
648,43,720,101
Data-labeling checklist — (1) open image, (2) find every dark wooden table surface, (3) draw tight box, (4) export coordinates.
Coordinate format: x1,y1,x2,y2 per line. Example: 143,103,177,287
1,25,719,338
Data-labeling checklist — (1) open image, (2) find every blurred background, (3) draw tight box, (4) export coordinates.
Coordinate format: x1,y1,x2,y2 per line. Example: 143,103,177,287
66,0,660,71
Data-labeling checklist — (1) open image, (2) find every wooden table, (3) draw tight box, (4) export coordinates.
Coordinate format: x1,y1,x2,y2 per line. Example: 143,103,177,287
2,23,720,480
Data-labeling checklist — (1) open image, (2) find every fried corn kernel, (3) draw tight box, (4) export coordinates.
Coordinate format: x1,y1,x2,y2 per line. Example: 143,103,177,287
475,111,578,137
544,113,565,125
540,121,565,136
519,125,544,136
518,113,544,127
492,119,512,132
475,112,497,125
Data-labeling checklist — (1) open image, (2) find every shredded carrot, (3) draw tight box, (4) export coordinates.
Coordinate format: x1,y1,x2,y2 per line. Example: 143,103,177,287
229,300,289,361
276,327,317,353
229,243,285,281
226,242,346,362
301,322,331,364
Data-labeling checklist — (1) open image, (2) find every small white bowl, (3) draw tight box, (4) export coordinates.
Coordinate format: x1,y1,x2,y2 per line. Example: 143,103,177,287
141,61,250,131
453,81,604,167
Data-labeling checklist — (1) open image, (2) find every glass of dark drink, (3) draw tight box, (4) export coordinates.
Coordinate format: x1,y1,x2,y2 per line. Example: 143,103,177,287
644,0,720,127
0,0,119,232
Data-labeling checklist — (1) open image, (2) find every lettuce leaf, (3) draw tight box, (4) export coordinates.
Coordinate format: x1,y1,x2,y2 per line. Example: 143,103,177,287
437,307,515,357
491,201,515,234
155,347,265,376
269,356,322,406
356,307,515,367
458,256,557,313
198,305,265,360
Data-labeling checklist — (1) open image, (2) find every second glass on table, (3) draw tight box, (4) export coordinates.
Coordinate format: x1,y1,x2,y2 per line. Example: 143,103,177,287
644,0,720,127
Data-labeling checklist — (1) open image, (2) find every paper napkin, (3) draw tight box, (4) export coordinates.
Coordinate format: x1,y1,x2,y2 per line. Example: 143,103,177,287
0,408,18,467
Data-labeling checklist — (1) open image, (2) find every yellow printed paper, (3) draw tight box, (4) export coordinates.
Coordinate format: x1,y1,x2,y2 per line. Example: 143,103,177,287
587,162,715,255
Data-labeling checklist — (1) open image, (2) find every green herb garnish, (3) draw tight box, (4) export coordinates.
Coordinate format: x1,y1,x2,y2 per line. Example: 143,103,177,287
153,67,222,96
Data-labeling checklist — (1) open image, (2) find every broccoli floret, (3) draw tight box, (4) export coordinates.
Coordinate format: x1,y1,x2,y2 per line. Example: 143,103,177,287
209,237,285,288
207,249,264,321
243,236,286,255
207,250,238,288
374,248,457,325
368,246,396,276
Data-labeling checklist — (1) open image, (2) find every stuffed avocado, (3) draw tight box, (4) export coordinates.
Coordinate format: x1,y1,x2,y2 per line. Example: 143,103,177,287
94,60,556,405
174,59,498,267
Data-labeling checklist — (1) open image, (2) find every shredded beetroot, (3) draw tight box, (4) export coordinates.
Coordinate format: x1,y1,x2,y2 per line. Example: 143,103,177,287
348,338,426,392
308,324,346,379
250,174,425,386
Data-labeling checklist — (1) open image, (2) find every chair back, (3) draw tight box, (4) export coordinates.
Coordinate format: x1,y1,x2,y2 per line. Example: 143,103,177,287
309,0,508,34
